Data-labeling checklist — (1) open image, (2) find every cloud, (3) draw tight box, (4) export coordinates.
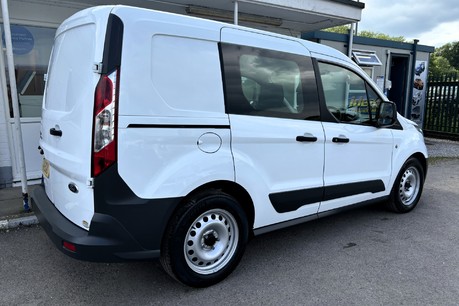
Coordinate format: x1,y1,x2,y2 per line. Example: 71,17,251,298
358,0,459,46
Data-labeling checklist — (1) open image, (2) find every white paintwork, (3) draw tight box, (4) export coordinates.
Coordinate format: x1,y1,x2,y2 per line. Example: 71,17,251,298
40,5,427,234
1,0,365,188
390,116,428,186
229,115,325,228
319,122,393,212
40,6,112,229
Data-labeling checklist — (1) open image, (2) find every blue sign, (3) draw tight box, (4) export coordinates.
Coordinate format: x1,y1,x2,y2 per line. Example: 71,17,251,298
2,25,34,55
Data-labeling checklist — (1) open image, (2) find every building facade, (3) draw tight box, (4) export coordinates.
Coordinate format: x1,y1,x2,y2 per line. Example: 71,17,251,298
303,31,435,124
0,0,366,187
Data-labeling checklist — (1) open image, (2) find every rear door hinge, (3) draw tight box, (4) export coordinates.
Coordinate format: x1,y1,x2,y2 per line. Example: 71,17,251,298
87,178,94,188
93,62,103,74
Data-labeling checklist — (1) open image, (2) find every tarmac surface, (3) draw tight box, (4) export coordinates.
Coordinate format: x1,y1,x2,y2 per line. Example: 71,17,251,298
0,137,458,230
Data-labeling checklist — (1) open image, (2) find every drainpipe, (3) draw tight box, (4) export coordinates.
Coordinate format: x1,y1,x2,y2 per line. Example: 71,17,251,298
407,39,419,118
233,0,238,25
0,45,16,188
347,23,354,58
384,50,391,97
1,0,30,211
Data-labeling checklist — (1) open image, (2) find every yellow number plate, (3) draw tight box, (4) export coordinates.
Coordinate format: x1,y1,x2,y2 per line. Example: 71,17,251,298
42,158,50,178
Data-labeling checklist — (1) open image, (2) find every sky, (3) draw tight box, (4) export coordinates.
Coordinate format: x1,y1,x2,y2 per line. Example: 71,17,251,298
357,0,459,47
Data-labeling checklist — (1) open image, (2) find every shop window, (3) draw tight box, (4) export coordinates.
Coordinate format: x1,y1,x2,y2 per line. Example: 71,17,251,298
1,24,55,118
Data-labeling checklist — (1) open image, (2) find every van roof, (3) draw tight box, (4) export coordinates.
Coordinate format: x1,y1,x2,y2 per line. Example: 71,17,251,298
59,5,352,65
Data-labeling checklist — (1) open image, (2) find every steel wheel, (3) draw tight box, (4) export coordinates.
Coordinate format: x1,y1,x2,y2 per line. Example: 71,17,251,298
160,191,248,287
184,209,239,274
398,166,421,206
389,157,425,213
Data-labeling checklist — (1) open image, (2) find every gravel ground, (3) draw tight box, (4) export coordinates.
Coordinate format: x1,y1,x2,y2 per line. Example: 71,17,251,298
425,137,459,158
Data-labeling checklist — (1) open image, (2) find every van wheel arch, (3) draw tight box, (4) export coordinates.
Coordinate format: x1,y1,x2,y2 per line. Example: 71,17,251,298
388,154,426,213
411,152,427,175
159,184,251,287
177,181,255,234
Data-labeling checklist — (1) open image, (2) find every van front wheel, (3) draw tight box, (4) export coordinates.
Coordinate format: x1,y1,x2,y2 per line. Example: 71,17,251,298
160,191,248,287
388,158,424,213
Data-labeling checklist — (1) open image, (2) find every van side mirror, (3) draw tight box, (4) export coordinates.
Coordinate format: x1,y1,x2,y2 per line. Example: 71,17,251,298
376,101,397,127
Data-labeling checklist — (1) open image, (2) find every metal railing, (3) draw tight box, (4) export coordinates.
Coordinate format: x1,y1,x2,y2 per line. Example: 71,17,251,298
424,73,459,138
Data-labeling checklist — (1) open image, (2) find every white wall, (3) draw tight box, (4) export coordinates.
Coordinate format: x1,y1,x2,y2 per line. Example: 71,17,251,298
0,93,9,168
1,0,85,185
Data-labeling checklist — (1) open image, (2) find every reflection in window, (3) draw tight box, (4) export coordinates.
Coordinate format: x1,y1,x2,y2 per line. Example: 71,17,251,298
239,54,303,114
1,24,55,117
220,43,320,120
318,62,381,124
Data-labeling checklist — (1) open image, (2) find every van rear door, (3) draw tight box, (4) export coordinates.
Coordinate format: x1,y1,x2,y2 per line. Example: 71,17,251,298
40,7,113,230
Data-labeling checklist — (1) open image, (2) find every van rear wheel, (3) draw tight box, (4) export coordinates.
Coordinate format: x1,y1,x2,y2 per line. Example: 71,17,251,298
160,191,248,287
388,158,424,213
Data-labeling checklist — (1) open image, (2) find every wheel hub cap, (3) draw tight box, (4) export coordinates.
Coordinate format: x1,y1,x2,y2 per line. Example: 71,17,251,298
202,230,219,249
184,209,239,275
399,166,420,206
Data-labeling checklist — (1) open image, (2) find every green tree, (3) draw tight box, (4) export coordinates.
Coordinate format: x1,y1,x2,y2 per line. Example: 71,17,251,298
436,41,459,70
323,25,350,34
428,42,459,77
324,26,406,42
357,30,406,42
428,53,457,76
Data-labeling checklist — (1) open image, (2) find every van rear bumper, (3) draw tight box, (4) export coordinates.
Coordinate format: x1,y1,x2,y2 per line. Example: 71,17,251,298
31,185,160,262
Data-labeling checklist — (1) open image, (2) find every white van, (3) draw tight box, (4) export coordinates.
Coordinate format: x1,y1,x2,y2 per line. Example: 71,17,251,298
32,5,428,287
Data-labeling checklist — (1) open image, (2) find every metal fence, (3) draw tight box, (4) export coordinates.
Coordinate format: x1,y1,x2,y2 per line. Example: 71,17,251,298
424,73,459,137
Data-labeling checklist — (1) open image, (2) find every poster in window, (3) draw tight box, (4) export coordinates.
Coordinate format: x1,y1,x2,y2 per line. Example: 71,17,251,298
411,60,428,125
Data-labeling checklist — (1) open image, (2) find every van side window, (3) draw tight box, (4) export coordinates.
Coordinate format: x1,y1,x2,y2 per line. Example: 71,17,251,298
220,43,320,120
318,62,382,124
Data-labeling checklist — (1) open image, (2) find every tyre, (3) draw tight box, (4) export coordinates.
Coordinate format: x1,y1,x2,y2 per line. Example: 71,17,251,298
160,191,249,287
388,158,425,213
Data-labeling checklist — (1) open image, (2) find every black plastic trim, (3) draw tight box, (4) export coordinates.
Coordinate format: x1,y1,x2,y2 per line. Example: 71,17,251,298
254,214,318,235
93,164,183,252
296,136,318,142
102,14,124,74
31,164,183,262
269,187,323,213
312,58,338,123
332,137,350,143
324,180,385,201
49,128,62,137
254,196,388,236
269,180,385,213
127,124,230,129
31,184,161,262
318,196,389,218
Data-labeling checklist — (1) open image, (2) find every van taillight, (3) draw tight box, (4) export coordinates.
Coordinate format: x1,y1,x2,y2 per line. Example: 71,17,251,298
92,70,118,177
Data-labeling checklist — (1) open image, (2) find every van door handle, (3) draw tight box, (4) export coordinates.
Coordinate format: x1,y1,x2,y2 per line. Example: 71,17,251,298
50,128,62,137
296,135,317,142
332,136,349,143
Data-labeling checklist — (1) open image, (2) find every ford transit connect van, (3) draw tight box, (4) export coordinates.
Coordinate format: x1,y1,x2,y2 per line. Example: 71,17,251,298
32,5,428,287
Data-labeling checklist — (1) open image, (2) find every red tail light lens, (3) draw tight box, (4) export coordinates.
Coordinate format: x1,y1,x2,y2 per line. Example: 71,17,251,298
92,70,118,177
